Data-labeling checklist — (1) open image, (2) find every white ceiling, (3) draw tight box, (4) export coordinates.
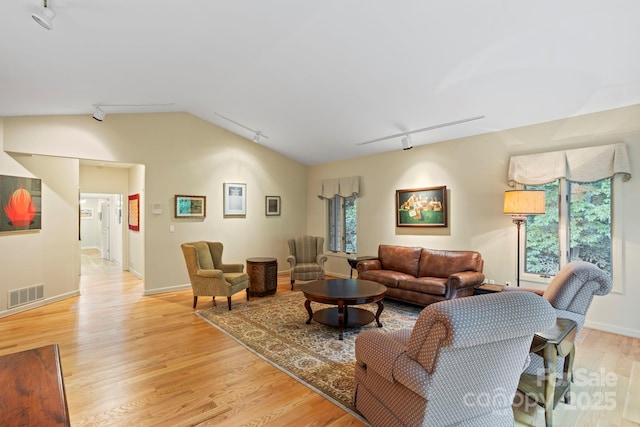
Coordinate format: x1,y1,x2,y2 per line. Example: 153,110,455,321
2,1,639,165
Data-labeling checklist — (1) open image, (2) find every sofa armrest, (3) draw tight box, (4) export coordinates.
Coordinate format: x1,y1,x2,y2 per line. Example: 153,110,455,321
316,254,328,266
356,259,381,274
447,271,485,290
355,329,408,382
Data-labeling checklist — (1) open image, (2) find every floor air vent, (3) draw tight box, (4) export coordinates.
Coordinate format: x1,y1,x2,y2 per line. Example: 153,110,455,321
8,284,44,309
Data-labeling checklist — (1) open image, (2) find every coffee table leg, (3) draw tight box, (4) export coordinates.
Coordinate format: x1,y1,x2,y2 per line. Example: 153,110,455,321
374,300,384,327
337,300,345,340
304,299,313,325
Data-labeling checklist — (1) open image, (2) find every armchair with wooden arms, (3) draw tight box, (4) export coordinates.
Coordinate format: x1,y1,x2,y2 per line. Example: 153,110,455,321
354,291,557,427
286,235,327,290
181,241,249,310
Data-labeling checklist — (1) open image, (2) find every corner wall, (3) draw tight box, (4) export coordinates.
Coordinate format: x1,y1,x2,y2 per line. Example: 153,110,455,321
0,118,80,314
1,112,308,309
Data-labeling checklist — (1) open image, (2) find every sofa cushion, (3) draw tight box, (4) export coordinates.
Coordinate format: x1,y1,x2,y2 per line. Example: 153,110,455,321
419,249,482,278
398,277,447,296
379,245,421,277
359,270,415,288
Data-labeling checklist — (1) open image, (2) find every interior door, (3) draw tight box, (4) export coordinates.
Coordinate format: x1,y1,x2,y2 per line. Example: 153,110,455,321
99,200,110,260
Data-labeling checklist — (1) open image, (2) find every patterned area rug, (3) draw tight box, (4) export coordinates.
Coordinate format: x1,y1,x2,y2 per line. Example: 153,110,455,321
195,291,422,415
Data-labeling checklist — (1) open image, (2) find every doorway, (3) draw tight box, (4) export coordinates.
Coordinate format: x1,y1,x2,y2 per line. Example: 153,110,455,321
80,193,124,274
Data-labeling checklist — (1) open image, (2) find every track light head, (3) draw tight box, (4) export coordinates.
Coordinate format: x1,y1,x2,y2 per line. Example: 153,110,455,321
93,106,106,122
32,0,55,30
401,135,413,150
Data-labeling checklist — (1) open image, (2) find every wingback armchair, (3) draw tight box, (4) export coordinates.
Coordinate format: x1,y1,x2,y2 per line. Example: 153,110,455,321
513,261,612,378
286,235,327,289
181,241,249,310
354,291,556,427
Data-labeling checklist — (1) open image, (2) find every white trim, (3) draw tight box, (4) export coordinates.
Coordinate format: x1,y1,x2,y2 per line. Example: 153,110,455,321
585,320,640,339
611,174,624,294
143,283,191,296
0,290,80,319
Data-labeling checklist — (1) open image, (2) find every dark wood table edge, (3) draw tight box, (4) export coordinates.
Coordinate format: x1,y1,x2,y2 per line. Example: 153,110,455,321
301,280,386,340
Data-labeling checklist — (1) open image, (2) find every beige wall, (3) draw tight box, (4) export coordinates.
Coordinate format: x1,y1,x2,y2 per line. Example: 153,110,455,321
2,106,639,337
1,113,308,312
308,104,640,337
0,122,81,313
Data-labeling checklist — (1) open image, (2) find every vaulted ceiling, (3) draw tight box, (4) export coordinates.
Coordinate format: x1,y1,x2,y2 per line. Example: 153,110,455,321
2,1,639,165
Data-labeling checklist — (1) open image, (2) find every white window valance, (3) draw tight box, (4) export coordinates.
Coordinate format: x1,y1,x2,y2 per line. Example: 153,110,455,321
508,142,632,187
317,176,360,199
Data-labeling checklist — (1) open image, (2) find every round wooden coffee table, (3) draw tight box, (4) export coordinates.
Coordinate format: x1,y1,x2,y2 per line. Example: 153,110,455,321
301,279,387,340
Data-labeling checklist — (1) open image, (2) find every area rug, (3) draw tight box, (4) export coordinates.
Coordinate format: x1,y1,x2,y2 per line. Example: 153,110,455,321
194,291,422,416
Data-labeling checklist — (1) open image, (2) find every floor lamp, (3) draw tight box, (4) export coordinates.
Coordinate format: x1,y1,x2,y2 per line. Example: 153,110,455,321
503,190,545,287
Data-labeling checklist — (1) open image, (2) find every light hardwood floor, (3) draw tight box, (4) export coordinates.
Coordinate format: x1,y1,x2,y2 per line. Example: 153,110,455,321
0,255,638,426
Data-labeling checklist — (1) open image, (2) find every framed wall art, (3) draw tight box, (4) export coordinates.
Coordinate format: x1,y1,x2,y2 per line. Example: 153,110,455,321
128,193,140,231
80,208,94,220
175,195,206,218
265,196,281,216
396,186,447,227
0,174,42,232
223,183,246,216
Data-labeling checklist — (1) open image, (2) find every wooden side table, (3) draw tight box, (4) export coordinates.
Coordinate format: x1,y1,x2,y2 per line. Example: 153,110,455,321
347,256,376,278
517,318,577,427
473,283,505,295
246,257,278,297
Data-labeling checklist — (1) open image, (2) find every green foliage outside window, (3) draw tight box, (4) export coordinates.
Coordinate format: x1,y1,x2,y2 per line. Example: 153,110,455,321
524,179,611,276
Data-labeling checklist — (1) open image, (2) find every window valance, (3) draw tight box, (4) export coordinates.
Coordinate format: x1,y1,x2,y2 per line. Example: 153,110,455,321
317,176,360,199
507,143,631,187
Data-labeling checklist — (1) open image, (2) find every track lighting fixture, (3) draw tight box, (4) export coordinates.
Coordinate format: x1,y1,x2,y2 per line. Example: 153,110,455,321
357,115,485,147
32,0,55,30
215,112,269,143
93,106,106,122
401,135,413,150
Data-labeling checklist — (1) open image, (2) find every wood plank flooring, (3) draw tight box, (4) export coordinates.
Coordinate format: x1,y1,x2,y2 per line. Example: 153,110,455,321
0,254,638,426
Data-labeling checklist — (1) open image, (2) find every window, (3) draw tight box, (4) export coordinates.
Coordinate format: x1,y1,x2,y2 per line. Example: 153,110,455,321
524,178,612,278
327,195,357,254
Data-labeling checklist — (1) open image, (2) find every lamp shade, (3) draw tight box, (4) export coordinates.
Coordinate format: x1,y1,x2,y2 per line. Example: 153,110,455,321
503,190,545,215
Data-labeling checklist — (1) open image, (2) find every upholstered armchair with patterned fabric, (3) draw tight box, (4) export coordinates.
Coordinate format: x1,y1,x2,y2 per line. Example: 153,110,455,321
511,261,612,379
286,235,327,289
181,241,249,310
354,291,556,427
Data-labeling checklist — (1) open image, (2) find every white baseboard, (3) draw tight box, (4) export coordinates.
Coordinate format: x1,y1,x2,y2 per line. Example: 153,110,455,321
325,271,349,279
128,267,143,279
0,290,80,319
584,320,640,339
143,283,191,296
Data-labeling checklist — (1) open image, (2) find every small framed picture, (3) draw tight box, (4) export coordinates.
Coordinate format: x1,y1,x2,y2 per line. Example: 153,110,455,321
265,196,281,216
80,208,94,220
175,195,207,218
128,193,140,231
223,183,246,216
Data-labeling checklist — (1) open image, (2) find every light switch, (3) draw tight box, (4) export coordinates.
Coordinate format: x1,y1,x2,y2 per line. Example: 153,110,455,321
169,224,175,233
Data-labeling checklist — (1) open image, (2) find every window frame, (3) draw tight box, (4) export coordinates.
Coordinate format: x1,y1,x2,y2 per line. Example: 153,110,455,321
519,175,623,293
327,195,357,254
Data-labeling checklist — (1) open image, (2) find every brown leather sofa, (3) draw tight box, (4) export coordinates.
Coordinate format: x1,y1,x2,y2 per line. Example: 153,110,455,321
356,244,485,306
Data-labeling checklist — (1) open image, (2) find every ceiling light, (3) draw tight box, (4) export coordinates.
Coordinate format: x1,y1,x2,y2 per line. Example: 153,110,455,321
401,135,413,150
32,0,55,30
215,112,269,143
357,115,485,146
93,106,106,122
